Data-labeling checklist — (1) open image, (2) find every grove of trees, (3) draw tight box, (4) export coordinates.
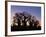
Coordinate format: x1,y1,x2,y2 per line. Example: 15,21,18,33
11,12,41,31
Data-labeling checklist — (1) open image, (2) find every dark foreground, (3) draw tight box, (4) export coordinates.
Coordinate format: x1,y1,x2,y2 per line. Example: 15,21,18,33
11,25,41,31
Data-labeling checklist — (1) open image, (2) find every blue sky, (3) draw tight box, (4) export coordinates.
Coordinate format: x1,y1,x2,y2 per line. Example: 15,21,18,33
11,5,41,21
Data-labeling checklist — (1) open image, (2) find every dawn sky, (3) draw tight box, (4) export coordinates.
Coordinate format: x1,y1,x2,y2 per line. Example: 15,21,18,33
11,5,41,21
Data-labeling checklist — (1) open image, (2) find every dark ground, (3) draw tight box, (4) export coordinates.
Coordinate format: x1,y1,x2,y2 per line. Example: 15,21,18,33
11,25,41,31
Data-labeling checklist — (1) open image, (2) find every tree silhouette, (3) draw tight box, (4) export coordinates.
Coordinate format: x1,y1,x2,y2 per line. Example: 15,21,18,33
11,11,41,31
